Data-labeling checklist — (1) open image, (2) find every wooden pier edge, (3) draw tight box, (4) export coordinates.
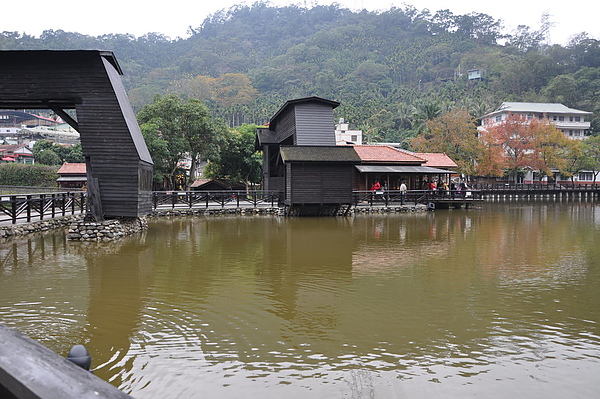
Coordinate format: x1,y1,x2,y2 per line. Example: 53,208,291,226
0,323,132,399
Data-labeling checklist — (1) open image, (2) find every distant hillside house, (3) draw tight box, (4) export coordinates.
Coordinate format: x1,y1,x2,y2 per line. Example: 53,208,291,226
479,102,592,140
0,110,60,128
0,144,34,163
467,69,484,80
56,162,87,189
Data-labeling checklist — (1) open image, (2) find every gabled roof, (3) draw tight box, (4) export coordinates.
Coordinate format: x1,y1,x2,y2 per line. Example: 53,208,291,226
0,144,31,154
190,179,245,190
413,152,458,169
57,162,86,175
254,127,278,150
352,145,425,164
280,146,361,163
270,96,340,127
484,102,592,117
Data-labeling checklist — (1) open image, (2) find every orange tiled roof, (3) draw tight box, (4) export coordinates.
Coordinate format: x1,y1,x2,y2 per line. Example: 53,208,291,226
57,162,87,175
352,145,425,164
413,152,458,169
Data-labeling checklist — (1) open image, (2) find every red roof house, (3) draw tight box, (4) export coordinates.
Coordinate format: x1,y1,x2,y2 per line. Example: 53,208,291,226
56,162,87,189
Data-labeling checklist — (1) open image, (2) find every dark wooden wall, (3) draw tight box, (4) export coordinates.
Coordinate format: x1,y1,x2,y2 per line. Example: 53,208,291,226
286,163,354,205
293,103,337,146
275,109,296,143
0,50,152,218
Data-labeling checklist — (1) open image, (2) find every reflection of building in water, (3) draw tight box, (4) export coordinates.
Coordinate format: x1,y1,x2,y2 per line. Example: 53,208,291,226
259,218,354,337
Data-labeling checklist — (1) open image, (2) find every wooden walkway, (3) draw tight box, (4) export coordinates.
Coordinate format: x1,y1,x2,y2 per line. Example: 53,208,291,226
2,185,600,226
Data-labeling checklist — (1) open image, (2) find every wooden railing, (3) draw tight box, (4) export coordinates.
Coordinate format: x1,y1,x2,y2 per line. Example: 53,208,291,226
472,183,600,191
353,189,483,206
0,192,86,225
152,190,282,210
4,183,596,226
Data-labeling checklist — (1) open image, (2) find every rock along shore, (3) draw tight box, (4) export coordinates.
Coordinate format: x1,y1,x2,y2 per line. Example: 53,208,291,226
0,204,428,242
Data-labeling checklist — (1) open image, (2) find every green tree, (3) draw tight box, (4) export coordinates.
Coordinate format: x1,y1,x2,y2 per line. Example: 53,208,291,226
140,122,172,188
36,149,62,166
32,140,84,164
204,124,262,188
583,135,600,182
562,139,593,182
137,95,226,189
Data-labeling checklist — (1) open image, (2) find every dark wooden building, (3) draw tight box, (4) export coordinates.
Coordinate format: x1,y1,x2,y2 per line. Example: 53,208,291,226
256,97,361,215
256,97,340,193
279,146,360,214
0,50,152,219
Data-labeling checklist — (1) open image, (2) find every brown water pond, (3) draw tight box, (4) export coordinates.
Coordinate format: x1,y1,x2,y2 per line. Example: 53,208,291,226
1,202,599,398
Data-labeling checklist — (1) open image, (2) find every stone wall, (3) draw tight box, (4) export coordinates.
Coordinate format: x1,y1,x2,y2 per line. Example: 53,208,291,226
0,205,428,242
66,217,149,241
0,215,83,239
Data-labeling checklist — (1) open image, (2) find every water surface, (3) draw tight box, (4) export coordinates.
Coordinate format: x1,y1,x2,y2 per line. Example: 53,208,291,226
1,203,599,398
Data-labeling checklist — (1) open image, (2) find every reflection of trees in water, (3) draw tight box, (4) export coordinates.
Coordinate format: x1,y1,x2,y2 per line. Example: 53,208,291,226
78,232,154,386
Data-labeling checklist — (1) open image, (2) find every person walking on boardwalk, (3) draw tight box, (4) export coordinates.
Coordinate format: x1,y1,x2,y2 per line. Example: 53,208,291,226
399,180,407,205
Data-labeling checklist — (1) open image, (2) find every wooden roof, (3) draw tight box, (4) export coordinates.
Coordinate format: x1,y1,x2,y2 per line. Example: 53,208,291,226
280,146,361,163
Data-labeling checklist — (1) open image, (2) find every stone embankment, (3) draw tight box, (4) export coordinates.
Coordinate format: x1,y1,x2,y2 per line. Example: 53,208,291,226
0,215,82,239
149,207,285,217
0,204,428,242
66,217,148,241
353,204,428,213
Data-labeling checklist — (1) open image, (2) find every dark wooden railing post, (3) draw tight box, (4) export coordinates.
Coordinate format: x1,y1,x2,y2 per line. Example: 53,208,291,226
26,195,32,222
11,195,17,224
171,192,177,209
39,194,45,220
51,194,56,219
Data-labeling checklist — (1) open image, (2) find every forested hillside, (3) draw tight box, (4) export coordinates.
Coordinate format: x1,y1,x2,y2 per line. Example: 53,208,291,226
1,2,599,145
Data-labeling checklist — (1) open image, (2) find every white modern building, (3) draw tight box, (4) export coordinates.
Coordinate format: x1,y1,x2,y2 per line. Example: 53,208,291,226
335,118,363,145
478,102,595,184
479,102,592,140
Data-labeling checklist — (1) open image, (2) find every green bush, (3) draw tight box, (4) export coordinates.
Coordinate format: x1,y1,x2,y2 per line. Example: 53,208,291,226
0,163,59,187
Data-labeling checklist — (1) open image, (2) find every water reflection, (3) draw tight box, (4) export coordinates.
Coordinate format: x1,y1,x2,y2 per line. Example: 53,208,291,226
0,203,599,398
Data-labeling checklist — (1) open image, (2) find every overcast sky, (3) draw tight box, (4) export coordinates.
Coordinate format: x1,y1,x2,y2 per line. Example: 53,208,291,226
2,0,597,45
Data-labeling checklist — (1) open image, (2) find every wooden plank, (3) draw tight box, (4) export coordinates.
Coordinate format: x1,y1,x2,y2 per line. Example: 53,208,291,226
0,323,132,399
